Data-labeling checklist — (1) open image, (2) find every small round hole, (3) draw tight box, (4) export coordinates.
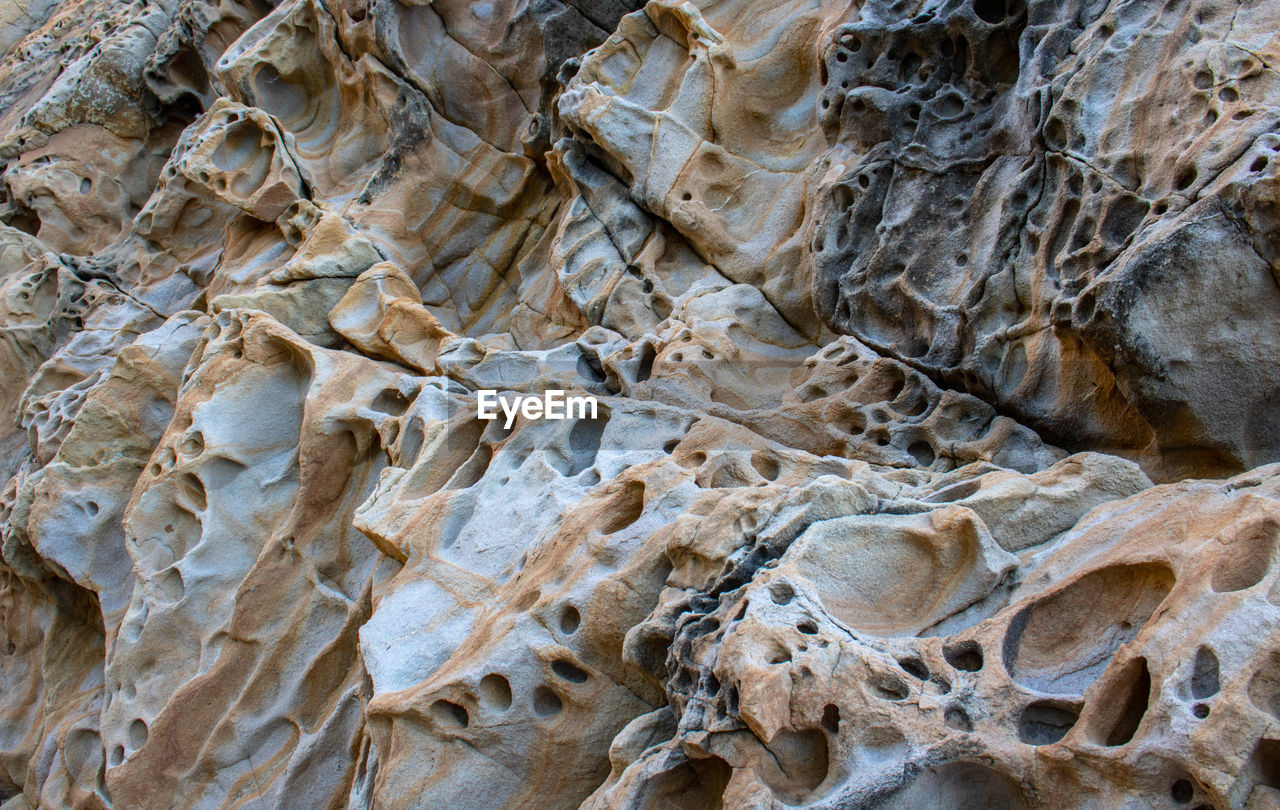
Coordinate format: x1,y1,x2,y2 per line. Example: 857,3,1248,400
560,605,581,634
944,641,984,671
1171,779,1194,804
431,699,469,728
533,686,563,717
480,674,512,710
1174,166,1197,191
551,659,589,684
899,657,929,680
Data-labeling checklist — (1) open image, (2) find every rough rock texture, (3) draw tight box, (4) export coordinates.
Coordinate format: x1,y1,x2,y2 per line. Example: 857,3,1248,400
0,0,1278,808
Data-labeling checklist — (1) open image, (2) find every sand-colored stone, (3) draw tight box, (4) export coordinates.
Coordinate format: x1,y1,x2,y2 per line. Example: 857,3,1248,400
0,0,1276,807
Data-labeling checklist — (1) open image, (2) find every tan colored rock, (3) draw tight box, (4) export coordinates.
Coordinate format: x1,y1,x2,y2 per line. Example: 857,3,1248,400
329,262,455,374
101,309,409,808
558,0,842,332
176,98,308,223
588,466,1280,809
0,0,1275,807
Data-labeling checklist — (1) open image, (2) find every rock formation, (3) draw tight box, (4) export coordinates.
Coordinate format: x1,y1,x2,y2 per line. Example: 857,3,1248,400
0,0,1278,807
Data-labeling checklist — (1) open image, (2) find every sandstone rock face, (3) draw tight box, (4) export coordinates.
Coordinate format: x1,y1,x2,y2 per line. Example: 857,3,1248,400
0,0,1277,807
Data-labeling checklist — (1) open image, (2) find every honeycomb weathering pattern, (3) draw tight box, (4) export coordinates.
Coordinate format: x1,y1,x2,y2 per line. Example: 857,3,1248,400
0,0,1277,807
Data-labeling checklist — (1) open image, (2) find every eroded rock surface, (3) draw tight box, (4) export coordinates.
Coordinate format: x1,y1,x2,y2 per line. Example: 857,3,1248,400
0,0,1278,807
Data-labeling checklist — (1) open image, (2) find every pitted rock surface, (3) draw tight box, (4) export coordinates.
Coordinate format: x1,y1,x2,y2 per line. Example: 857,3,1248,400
0,0,1278,808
